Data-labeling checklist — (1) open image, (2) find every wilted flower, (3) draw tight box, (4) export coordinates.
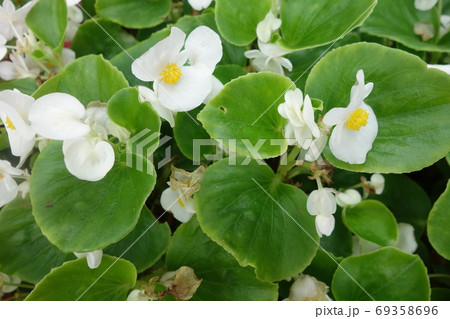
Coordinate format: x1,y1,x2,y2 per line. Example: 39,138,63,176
369,173,384,195
288,274,329,301
323,69,378,164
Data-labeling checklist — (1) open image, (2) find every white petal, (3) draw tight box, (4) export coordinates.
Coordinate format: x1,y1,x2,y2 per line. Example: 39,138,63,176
63,137,115,182
414,0,438,11
203,76,224,104
0,61,16,81
322,107,348,127
315,214,335,237
0,159,22,175
289,275,327,301
0,172,19,208
370,173,385,194
185,26,222,72
244,49,265,59
86,250,103,269
304,134,327,162
131,27,186,82
127,289,149,301
307,188,337,216
155,64,212,112
160,188,195,223
256,11,281,43
258,40,291,58
0,89,35,122
302,95,320,138
188,0,213,11
29,93,90,140
336,189,362,207
396,223,418,254
12,0,36,36
138,86,175,127
61,48,76,66
428,64,450,75
328,104,378,164
66,0,81,6
349,70,373,110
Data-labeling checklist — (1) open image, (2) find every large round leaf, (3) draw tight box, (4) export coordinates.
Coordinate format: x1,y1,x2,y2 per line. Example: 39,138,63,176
26,256,136,301
215,0,271,46
33,55,129,105
305,42,450,173
332,247,430,300
279,0,376,50
428,180,450,260
343,200,398,247
195,157,319,282
0,197,70,283
198,72,293,159
96,0,171,29
30,142,156,252
105,207,170,273
166,218,278,300
361,0,450,52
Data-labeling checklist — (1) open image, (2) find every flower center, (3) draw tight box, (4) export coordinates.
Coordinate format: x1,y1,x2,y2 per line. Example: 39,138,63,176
5,117,16,130
346,108,369,131
0,172,3,179
160,62,182,84
177,198,185,208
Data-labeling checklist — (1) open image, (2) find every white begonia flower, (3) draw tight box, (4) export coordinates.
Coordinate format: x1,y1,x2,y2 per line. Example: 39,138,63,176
278,88,320,151
304,133,328,162
336,189,362,208
414,21,435,41
428,64,450,74
1,272,21,293
132,26,222,112
414,0,438,11
307,187,337,237
161,187,196,223
0,51,40,81
65,5,83,42
203,75,224,104
0,159,23,208
0,0,36,41
323,69,378,165
0,89,36,165
244,40,292,75
138,86,175,128
288,274,328,301
74,250,103,269
188,0,213,11
369,173,384,195
256,11,281,43
0,34,7,60
127,289,150,301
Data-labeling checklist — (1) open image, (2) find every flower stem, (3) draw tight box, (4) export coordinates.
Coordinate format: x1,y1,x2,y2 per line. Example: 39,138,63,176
271,146,301,190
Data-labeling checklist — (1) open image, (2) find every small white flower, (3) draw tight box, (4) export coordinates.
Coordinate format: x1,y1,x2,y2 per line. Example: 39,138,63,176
138,86,175,128
160,187,196,223
278,88,320,150
0,159,23,208
414,0,438,11
65,5,83,42
307,187,337,237
336,189,362,208
127,289,150,301
428,64,450,74
414,21,435,41
74,249,103,269
0,89,35,165
244,40,292,75
0,0,36,41
188,0,213,11
0,34,7,60
323,69,378,164
1,272,21,293
132,26,222,112
256,11,281,43
0,51,40,81
369,173,384,195
396,223,418,254
288,274,328,301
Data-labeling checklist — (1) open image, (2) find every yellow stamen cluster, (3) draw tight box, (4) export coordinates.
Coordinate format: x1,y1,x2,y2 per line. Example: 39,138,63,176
346,108,369,131
160,62,182,84
177,198,185,208
5,117,16,130
0,173,3,179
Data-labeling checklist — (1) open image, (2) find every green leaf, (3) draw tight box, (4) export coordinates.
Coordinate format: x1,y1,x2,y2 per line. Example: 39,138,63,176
369,175,431,237
166,218,278,300
305,42,450,173
33,55,129,105
195,157,319,282
332,247,430,300
71,19,137,59
0,197,70,284
320,209,354,257
279,0,376,50
0,78,38,95
25,0,67,49
213,64,248,84
107,87,161,155
215,0,272,46
361,0,450,52
304,249,343,287
26,256,136,301
96,0,171,29
343,200,398,247
30,142,156,252
105,207,170,273
428,180,450,260
199,72,293,159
